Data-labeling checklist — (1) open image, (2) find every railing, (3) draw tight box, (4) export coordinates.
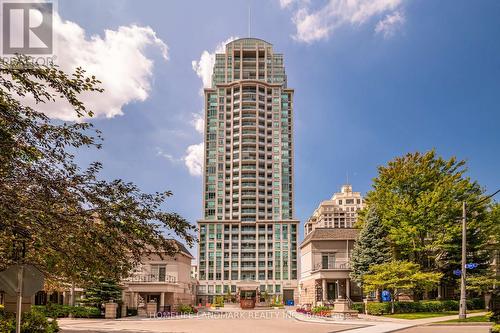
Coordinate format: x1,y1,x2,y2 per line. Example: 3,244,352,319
124,273,177,283
312,261,350,271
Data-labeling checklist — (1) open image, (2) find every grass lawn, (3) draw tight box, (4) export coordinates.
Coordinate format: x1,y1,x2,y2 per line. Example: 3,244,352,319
438,315,491,323
383,312,458,319
382,310,484,320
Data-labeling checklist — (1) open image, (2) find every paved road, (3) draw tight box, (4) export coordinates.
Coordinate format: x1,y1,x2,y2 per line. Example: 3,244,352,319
59,310,492,333
59,311,363,333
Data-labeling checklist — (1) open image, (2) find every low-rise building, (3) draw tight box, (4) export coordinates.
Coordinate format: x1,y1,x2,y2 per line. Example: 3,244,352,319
121,240,196,313
299,185,364,306
299,228,362,305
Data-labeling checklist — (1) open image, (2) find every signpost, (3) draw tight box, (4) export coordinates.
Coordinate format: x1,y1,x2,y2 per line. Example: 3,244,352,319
0,265,44,333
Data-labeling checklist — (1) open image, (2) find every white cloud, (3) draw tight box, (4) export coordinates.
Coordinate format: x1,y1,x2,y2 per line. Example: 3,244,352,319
280,0,295,8
190,112,205,134
191,36,238,94
156,147,180,163
284,0,405,43
375,11,405,38
31,13,168,121
184,143,204,177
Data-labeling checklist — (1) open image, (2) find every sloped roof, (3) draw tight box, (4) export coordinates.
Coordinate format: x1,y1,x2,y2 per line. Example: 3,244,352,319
169,239,193,259
300,228,359,248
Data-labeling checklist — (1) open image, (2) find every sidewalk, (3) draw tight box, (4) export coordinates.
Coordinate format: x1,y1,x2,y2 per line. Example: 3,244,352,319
288,310,489,333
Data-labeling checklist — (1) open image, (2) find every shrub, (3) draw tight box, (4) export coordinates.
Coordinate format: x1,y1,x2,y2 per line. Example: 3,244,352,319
366,302,391,315
420,301,443,312
177,304,195,314
491,324,500,333
32,305,100,318
0,310,59,333
351,302,364,313
365,298,484,315
214,296,224,307
440,300,459,311
311,305,331,314
467,298,485,310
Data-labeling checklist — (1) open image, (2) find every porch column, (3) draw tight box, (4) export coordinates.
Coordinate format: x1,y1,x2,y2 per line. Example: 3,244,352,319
132,292,137,308
160,292,165,309
346,278,351,299
322,279,327,303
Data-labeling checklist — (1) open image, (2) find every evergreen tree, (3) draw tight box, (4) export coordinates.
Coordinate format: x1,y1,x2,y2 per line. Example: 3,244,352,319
82,279,122,307
350,207,391,284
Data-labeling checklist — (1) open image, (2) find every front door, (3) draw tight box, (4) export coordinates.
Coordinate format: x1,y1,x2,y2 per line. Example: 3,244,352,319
283,289,294,305
327,283,336,302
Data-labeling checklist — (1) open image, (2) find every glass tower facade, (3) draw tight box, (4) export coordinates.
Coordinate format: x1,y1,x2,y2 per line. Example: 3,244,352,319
197,38,298,304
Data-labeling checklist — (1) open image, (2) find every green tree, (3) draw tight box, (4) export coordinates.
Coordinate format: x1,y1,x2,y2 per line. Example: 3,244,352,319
363,261,442,313
0,56,195,287
350,207,391,284
364,150,491,279
81,279,122,308
466,273,499,294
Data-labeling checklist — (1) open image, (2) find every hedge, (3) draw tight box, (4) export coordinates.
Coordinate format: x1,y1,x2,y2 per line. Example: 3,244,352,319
32,304,101,318
364,298,485,315
351,302,364,313
366,302,391,315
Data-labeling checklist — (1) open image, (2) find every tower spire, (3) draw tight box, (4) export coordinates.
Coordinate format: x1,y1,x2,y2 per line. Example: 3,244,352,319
248,5,251,37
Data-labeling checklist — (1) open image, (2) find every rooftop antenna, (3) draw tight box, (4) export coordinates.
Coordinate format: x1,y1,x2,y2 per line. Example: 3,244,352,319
248,4,251,37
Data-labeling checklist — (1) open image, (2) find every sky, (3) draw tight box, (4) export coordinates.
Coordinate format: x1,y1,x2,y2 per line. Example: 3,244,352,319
46,0,500,256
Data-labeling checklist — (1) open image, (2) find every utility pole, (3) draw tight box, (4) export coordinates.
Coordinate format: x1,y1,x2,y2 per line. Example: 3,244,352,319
16,265,24,333
459,201,467,319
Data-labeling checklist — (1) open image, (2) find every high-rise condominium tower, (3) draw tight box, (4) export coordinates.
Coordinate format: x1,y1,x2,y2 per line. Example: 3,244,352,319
197,38,298,306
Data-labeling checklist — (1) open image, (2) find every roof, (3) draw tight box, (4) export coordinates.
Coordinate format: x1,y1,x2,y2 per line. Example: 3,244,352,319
300,228,359,248
226,37,273,46
169,239,193,259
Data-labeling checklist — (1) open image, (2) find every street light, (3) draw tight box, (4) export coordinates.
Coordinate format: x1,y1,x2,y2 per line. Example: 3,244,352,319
459,188,500,320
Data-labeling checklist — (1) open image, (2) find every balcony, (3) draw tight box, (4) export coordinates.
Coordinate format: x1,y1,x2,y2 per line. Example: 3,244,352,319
312,260,350,271
124,273,177,284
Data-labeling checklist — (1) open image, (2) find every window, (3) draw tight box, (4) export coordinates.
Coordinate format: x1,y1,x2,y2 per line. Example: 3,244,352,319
151,264,166,282
321,253,336,269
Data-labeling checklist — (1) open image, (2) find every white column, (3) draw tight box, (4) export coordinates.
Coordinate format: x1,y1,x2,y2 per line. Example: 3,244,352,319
160,292,165,310
346,278,351,299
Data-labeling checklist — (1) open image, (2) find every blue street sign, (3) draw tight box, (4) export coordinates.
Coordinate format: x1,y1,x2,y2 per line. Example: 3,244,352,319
381,290,391,302
454,263,478,276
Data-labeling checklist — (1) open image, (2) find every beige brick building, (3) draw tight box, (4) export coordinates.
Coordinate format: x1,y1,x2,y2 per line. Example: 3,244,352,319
304,185,363,235
299,185,365,306
121,241,196,313
299,228,362,305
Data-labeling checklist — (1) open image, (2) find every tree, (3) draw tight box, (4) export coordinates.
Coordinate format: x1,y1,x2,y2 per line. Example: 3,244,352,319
81,279,122,308
0,56,195,287
363,261,442,313
364,150,492,281
466,274,499,294
350,207,391,284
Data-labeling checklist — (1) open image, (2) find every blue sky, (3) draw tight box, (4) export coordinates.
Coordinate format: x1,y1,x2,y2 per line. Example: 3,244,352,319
52,0,500,253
